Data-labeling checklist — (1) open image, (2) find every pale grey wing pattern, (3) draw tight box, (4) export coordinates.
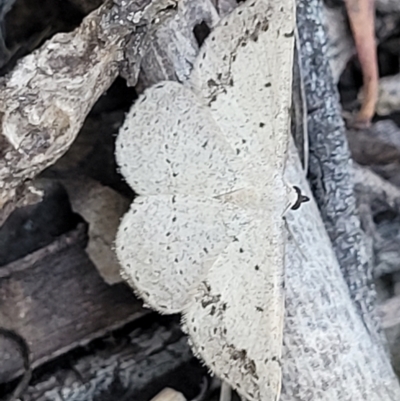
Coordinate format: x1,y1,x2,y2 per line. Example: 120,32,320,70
116,81,249,199
183,222,284,401
179,2,295,400
116,194,256,313
115,80,257,313
188,0,295,216
115,2,295,398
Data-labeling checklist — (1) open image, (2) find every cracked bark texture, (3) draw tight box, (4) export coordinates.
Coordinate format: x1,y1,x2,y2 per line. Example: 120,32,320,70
276,0,400,398
281,142,400,400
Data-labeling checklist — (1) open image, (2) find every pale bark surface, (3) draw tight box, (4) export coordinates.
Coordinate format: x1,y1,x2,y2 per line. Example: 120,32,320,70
281,142,400,400
297,0,381,344
278,0,400,398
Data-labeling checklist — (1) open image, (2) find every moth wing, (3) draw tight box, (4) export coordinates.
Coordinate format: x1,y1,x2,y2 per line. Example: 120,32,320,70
116,81,248,198
183,222,284,401
188,0,295,215
180,4,293,398
115,194,255,314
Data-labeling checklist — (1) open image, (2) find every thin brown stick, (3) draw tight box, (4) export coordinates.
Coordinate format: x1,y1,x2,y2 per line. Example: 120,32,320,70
344,0,378,128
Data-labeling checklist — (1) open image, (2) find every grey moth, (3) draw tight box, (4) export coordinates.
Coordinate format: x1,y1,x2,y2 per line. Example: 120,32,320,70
115,1,295,400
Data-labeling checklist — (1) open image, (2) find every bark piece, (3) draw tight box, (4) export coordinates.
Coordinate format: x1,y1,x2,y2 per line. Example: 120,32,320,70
346,119,400,187
0,0,178,226
352,164,400,278
0,223,147,383
21,319,203,401
0,3,118,221
124,0,220,89
297,0,382,346
60,177,130,285
280,140,400,400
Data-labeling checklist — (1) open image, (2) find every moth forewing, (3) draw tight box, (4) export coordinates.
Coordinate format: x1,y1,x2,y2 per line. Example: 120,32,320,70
181,1,294,399
183,222,285,401
115,79,259,313
188,0,295,209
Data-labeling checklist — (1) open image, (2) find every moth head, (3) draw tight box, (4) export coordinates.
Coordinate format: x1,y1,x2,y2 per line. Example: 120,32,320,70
283,184,309,215
290,185,310,210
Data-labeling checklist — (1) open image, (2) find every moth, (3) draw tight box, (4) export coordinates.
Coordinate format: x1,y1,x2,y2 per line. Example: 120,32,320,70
115,1,296,400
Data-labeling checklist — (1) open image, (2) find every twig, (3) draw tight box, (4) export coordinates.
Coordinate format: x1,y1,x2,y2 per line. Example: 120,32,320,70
344,0,378,128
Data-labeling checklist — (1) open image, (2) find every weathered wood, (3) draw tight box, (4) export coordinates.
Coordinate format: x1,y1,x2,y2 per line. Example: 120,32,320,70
352,163,400,279
347,120,400,187
20,318,204,401
60,177,130,285
0,223,148,383
278,0,400,399
0,2,118,225
279,140,400,400
298,0,383,346
124,0,220,90
0,0,178,226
